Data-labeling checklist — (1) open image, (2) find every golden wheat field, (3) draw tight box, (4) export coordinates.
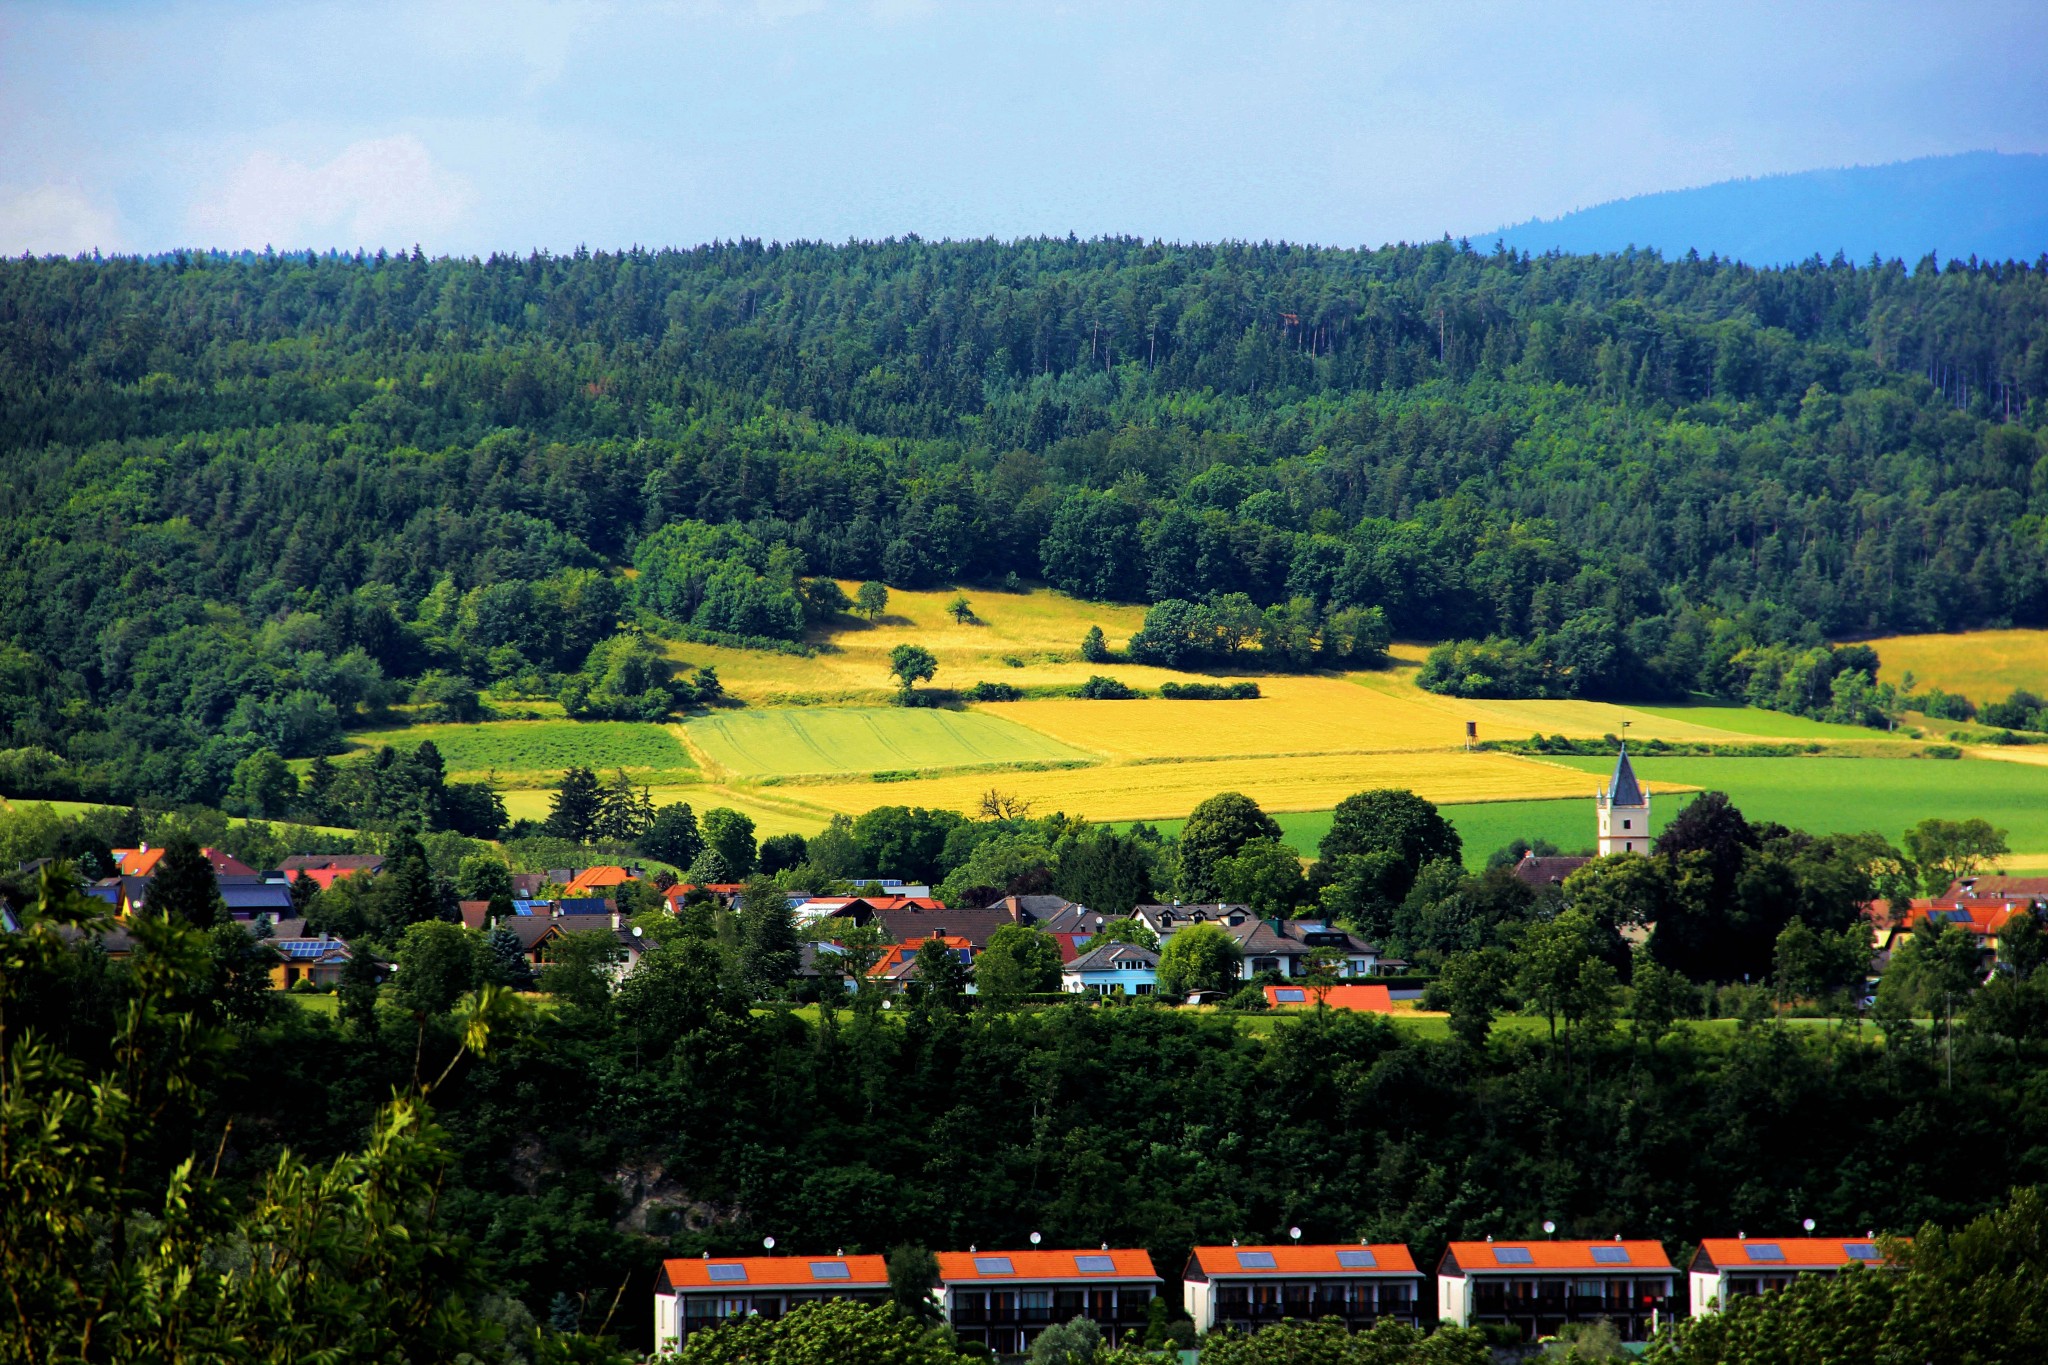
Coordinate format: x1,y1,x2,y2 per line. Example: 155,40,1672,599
989,675,1468,759
1862,629,2048,700
779,750,1642,823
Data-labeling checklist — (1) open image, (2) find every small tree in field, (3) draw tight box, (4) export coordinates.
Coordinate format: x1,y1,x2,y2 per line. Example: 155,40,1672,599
856,580,889,621
889,644,938,705
947,594,975,623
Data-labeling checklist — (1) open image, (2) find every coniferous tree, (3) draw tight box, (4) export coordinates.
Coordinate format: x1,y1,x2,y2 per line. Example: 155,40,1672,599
142,839,227,928
545,766,603,844
739,877,800,998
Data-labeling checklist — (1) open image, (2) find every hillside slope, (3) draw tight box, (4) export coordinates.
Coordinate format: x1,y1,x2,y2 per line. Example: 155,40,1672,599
1484,151,2048,266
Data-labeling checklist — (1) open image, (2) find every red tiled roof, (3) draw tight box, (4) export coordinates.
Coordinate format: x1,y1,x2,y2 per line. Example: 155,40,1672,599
1694,1237,1904,1271
936,1248,1158,1283
565,865,636,895
660,1254,888,1291
871,937,973,976
1264,983,1394,1012
1441,1241,1674,1273
114,847,257,878
1190,1244,1418,1276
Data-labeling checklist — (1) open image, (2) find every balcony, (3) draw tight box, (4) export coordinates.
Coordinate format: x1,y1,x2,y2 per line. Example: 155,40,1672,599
1214,1302,1414,1325
951,1300,1154,1327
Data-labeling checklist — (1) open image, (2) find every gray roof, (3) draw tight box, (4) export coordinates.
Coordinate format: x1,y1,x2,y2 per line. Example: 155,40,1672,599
1512,854,1592,888
1065,942,1159,972
1606,747,1645,807
221,883,295,910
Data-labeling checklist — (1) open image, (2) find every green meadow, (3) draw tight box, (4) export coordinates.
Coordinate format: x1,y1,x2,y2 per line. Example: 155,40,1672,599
686,706,1096,779
342,720,699,785
1137,752,2048,869
1544,753,2048,854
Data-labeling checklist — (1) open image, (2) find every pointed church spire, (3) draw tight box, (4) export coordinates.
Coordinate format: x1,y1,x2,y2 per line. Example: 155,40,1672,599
1606,742,1644,808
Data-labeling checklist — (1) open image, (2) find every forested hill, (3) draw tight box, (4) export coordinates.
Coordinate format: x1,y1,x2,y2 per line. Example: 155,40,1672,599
1,240,2046,805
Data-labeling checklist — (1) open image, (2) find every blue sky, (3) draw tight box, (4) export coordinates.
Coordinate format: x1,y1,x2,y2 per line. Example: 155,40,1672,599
4,0,2046,256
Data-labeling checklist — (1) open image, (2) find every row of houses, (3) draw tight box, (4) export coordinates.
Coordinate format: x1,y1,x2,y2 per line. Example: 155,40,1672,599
55,846,1403,1000
653,1234,1898,1354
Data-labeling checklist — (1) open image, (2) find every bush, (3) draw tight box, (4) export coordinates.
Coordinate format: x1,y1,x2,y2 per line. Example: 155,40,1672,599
1075,675,1138,700
964,681,1023,702
1159,681,1261,700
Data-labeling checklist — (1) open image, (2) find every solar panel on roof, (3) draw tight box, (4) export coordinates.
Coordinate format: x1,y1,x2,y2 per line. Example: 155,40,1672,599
1336,1250,1377,1269
707,1264,747,1281
1235,1251,1277,1270
973,1257,1014,1275
1075,1256,1115,1274
1491,1247,1534,1265
810,1261,851,1279
1745,1244,1785,1262
1590,1246,1630,1264
1275,989,1306,1002
1844,1243,1879,1260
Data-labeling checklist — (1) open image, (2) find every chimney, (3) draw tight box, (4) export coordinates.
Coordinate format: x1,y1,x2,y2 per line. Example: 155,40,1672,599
610,911,622,930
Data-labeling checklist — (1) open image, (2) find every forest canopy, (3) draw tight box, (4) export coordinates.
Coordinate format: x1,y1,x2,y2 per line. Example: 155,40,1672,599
1,238,2045,801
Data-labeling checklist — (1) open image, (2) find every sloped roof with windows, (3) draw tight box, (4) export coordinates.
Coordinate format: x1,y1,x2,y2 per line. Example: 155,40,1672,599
1439,1241,1674,1274
1063,942,1159,973
1692,1238,1904,1272
658,1254,889,1292
935,1248,1158,1283
1187,1244,1419,1279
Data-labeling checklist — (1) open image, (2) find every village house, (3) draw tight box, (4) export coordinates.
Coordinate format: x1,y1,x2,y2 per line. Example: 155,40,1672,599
933,1247,1160,1356
1183,1244,1423,1333
1061,941,1159,995
1688,1236,1899,1315
1131,905,1382,981
653,1254,889,1351
1436,1239,1677,1342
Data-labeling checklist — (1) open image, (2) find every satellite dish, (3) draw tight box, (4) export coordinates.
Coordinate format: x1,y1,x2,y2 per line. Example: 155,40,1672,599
1030,1232,1041,1245
1543,1220,1556,1236
1289,1227,1301,1241
1803,1218,1816,1233
763,1236,776,1250
632,925,644,938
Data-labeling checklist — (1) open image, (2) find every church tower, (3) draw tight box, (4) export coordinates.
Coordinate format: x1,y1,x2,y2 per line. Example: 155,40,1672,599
1596,744,1650,856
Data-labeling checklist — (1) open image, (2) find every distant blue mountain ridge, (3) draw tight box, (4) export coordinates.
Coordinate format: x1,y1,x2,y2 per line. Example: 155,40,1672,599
1480,151,2048,268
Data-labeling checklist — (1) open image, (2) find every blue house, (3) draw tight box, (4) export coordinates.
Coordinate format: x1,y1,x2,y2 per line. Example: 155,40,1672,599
1061,942,1159,996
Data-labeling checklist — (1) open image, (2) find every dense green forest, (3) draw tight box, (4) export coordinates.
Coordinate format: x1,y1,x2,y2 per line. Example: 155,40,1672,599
3,240,2047,804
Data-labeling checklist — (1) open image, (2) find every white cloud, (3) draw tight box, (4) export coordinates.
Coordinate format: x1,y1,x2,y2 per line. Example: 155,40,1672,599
187,134,474,250
0,184,125,256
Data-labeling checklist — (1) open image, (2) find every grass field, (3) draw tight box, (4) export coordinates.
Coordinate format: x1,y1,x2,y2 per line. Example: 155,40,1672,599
1864,628,2048,699
1134,794,1678,869
343,720,699,785
1545,753,2048,856
1628,705,1880,740
685,707,1095,778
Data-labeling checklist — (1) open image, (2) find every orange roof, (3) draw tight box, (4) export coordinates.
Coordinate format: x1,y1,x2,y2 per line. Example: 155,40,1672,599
1900,899,2024,937
114,847,256,878
660,1254,888,1291
564,865,636,895
1694,1237,1903,1271
936,1248,1158,1283
871,937,972,975
1442,1241,1674,1273
1264,984,1394,1012
1190,1244,1418,1276
114,848,164,876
